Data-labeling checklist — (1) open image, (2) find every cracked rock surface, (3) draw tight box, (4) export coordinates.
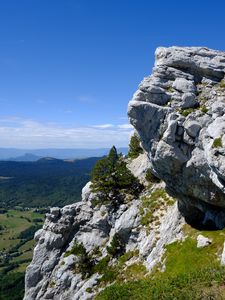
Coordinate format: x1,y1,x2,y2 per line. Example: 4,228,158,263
24,155,184,300
128,46,225,229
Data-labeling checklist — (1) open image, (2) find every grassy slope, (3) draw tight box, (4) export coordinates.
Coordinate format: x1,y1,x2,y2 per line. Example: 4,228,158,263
96,225,225,300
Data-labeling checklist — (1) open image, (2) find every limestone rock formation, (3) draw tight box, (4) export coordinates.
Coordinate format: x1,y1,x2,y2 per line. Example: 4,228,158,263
24,46,225,299
128,46,225,229
24,156,184,300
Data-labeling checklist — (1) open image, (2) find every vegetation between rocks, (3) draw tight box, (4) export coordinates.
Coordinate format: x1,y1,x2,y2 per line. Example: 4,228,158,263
96,225,225,300
140,188,174,227
128,134,143,159
212,137,223,148
91,146,143,205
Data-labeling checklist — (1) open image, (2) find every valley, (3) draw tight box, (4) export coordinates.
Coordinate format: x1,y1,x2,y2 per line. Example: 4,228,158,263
0,208,44,300
0,156,100,299
0,157,100,208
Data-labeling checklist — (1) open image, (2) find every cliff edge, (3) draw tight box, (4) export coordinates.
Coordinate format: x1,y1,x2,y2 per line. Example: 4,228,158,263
24,47,225,299
128,46,225,229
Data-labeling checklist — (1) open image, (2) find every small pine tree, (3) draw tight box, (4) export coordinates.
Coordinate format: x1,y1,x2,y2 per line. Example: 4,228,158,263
91,146,143,203
108,146,118,166
91,146,120,196
128,134,143,159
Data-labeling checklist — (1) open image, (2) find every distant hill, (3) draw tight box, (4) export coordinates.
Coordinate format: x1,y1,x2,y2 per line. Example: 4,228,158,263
8,153,41,162
0,157,100,208
0,147,128,161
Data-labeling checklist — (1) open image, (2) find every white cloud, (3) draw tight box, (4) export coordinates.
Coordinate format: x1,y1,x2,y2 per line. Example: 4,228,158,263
92,124,114,129
0,117,133,148
117,124,133,129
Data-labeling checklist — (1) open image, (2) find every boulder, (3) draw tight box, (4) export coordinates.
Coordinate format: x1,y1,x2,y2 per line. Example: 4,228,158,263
196,234,212,248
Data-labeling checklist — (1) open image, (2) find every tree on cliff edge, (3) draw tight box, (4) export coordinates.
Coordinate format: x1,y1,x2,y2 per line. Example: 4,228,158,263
91,146,143,202
128,133,143,159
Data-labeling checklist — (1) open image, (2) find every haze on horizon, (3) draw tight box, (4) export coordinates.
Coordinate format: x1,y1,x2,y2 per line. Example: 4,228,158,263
1,0,225,148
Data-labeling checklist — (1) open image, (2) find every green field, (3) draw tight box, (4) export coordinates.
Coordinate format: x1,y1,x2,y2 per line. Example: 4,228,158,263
0,209,44,300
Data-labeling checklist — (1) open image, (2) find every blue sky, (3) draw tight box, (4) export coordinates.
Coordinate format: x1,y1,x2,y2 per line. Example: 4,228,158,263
0,0,225,148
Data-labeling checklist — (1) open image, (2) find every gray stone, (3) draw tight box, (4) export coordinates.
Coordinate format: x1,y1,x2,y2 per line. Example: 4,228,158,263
181,93,198,108
184,121,201,138
127,152,151,184
24,46,225,300
81,182,92,202
114,200,140,239
128,46,225,229
197,235,212,248
172,78,196,93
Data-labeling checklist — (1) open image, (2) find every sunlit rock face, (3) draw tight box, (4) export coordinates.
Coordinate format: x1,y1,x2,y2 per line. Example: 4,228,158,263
128,46,225,229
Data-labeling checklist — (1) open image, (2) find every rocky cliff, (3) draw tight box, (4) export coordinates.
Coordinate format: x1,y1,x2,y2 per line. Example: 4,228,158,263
24,153,184,300
24,47,225,300
128,46,225,229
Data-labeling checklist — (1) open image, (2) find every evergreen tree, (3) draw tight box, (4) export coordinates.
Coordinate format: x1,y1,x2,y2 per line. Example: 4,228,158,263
108,146,118,167
128,134,143,159
91,146,143,203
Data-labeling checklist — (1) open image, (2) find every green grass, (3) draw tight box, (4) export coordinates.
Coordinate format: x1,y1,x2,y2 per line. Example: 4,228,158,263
0,209,43,251
212,137,223,148
179,108,195,117
96,225,225,300
93,251,145,286
166,86,175,93
200,105,208,113
95,266,225,300
140,188,174,227
219,79,225,88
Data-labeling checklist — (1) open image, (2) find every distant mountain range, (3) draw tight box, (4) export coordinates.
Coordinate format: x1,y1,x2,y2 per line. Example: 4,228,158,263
0,147,128,161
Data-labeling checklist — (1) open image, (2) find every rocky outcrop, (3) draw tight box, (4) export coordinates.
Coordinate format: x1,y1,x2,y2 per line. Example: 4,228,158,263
24,157,184,300
25,46,225,299
128,46,225,229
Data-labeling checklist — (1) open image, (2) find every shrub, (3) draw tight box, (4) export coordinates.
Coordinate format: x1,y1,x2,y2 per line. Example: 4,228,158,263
93,256,119,283
65,241,94,279
145,169,161,183
219,79,225,88
212,137,222,148
107,234,125,258
94,256,110,273
128,134,143,159
179,108,195,117
65,241,87,257
200,105,208,113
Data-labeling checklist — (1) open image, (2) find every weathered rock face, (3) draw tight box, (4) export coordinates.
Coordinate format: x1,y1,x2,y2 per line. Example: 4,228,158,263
128,46,225,229
24,155,184,300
